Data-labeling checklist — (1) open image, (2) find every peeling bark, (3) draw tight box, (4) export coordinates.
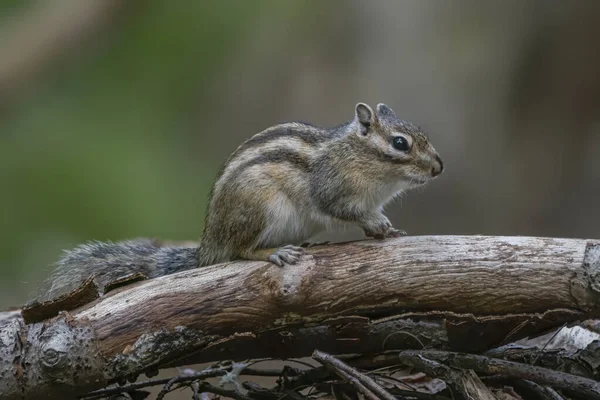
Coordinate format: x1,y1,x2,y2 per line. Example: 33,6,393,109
0,235,599,398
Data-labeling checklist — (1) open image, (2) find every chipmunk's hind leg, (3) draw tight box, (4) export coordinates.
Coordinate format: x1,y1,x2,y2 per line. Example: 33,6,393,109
268,245,305,267
241,245,305,267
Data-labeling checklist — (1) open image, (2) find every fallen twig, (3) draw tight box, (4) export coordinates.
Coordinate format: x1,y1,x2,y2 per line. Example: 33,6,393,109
517,380,566,400
396,351,496,400
156,376,180,400
80,368,227,399
79,365,302,400
80,365,282,400
313,350,396,400
485,341,600,381
398,350,600,399
193,382,254,400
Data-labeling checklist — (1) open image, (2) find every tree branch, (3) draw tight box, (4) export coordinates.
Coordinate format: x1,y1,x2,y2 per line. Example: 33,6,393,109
1,235,599,399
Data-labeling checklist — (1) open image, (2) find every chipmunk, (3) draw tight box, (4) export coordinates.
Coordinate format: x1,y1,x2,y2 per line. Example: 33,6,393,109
41,102,443,299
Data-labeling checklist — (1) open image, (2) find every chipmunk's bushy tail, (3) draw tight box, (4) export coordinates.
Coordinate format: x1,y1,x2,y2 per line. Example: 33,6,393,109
39,239,202,301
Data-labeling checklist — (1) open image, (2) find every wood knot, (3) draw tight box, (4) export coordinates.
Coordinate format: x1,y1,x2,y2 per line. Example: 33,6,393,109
258,256,313,307
41,348,65,369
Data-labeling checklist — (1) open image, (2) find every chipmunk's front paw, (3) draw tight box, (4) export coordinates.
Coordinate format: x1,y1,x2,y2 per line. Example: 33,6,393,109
363,216,392,240
386,227,407,238
268,245,305,267
363,217,406,239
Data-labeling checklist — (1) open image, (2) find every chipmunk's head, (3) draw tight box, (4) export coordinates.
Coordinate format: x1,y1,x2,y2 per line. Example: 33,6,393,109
352,102,443,188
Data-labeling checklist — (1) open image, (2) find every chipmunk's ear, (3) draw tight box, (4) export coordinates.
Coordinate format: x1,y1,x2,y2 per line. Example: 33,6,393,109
355,103,375,135
376,103,397,119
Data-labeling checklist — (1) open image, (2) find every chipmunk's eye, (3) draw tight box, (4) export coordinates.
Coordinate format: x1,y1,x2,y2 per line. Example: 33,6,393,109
392,136,410,152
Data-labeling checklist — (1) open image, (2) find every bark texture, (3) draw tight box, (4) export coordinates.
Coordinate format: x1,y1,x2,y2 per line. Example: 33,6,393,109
0,235,599,399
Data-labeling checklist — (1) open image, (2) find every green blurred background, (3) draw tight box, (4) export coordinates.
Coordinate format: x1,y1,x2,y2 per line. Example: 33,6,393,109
2,0,600,308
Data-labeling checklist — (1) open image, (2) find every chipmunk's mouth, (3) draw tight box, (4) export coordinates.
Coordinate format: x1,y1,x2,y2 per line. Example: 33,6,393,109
409,177,428,185
404,178,427,187
399,174,429,187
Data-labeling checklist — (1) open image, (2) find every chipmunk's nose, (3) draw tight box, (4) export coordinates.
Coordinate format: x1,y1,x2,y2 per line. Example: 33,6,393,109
431,154,444,177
